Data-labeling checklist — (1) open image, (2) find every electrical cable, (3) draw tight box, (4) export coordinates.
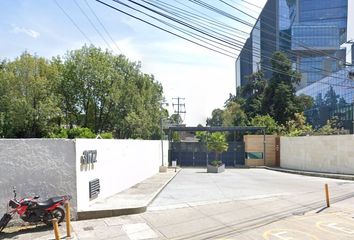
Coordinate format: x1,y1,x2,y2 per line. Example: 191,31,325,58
53,0,93,44
94,0,236,58
73,0,114,52
114,0,352,85
83,0,123,54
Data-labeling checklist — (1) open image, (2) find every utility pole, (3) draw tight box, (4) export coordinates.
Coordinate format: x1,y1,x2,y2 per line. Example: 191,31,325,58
172,97,186,125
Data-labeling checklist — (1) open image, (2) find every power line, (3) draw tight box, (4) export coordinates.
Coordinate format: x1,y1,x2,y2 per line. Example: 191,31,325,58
83,0,123,54
53,0,93,44
73,0,114,52
190,0,350,65
98,0,353,88
95,0,236,58
114,0,351,84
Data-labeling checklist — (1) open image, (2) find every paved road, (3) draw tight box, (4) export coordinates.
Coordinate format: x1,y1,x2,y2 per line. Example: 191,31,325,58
150,168,354,209
2,168,354,240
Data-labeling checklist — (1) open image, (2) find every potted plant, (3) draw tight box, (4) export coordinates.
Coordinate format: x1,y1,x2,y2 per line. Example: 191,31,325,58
204,132,229,173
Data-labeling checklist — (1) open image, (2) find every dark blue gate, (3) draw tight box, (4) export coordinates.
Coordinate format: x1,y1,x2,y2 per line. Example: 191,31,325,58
170,141,245,167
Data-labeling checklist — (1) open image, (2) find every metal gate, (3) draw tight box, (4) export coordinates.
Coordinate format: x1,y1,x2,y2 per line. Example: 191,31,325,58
170,141,245,167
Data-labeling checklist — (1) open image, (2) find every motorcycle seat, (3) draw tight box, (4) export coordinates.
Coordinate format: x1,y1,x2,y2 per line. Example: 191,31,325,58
36,196,64,209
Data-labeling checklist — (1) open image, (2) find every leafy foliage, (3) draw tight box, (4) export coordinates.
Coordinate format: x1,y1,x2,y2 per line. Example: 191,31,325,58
206,51,343,136
206,132,228,163
279,113,313,137
48,127,96,139
0,46,165,139
250,115,278,134
262,52,301,125
210,160,223,167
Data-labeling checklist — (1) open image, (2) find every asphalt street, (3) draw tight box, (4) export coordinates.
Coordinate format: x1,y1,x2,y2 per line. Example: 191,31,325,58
3,168,354,240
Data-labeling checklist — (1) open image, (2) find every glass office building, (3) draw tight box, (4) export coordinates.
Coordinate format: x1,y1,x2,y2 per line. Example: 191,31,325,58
235,0,354,132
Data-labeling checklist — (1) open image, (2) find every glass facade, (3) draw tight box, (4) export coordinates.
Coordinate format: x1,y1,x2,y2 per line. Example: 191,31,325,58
297,67,354,132
235,0,352,132
292,25,340,50
236,0,348,90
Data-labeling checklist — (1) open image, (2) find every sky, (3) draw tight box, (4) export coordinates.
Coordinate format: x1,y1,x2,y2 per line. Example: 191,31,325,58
0,0,266,126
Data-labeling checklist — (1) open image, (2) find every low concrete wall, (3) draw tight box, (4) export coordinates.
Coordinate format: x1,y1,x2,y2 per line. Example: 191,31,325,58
0,139,168,216
75,139,168,211
0,139,77,216
281,135,354,174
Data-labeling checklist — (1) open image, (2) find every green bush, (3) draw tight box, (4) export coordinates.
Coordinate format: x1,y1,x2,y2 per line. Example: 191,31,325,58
210,160,222,167
67,127,96,139
47,128,68,138
100,132,113,139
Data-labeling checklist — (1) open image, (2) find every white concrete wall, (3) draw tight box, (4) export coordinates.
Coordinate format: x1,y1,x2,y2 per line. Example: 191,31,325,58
281,135,354,174
75,139,168,211
0,139,77,216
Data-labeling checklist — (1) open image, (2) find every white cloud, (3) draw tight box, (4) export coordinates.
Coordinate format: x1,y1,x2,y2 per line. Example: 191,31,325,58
11,24,40,39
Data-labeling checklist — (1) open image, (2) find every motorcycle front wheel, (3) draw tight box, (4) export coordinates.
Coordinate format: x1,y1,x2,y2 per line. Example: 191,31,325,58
0,213,12,233
44,207,65,226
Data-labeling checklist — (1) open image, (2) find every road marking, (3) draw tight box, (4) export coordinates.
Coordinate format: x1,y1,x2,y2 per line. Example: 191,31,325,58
316,221,354,236
263,229,319,240
122,223,158,240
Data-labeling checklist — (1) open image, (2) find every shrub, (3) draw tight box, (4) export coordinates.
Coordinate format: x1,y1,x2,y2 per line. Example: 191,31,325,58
210,160,222,167
100,132,113,139
67,127,96,139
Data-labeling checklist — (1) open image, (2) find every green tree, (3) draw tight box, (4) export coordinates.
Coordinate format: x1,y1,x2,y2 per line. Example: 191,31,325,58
222,102,248,126
60,45,164,139
206,108,224,126
262,52,301,124
0,53,61,137
242,70,267,118
170,114,183,125
280,113,313,137
250,115,278,134
207,132,228,165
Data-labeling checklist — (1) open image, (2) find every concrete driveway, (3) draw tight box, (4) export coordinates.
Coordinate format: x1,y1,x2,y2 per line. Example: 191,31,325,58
150,168,354,210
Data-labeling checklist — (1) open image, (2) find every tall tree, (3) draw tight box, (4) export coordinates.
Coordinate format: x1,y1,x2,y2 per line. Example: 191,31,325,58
0,53,61,137
262,52,301,124
242,70,267,118
60,45,164,139
222,102,248,127
206,108,224,126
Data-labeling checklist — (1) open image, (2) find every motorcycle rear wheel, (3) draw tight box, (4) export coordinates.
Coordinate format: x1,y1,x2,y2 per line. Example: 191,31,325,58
44,207,65,226
0,213,12,233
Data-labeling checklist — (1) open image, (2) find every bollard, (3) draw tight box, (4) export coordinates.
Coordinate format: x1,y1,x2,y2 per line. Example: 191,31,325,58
52,218,60,240
65,202,71,238
325,184,330,208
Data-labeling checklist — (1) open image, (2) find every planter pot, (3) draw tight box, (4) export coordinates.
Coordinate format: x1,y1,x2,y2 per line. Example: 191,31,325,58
207,164,225,173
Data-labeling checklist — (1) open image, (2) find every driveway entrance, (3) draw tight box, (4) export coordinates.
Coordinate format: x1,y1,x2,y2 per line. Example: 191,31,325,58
168,126,265,167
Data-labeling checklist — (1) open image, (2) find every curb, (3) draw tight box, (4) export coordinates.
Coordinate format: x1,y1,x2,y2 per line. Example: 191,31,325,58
263,166,354,181
147,168,181,205
77,169,181,220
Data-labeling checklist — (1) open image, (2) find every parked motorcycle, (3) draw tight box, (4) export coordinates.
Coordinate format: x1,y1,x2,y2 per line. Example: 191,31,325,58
0,187,71,233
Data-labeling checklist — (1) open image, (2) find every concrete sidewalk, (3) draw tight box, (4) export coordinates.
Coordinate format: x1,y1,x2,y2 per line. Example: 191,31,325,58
78,168,180,220
264,166,354,181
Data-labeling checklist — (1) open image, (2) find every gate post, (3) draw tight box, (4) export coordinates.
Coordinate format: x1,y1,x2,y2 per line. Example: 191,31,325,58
263,129,266,166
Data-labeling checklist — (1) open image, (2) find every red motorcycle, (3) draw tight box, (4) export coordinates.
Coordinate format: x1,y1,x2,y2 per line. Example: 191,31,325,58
0,187,71,233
